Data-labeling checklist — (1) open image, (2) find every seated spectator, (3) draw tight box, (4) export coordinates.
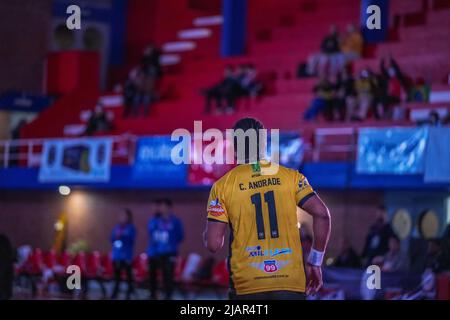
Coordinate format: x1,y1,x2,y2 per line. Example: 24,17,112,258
445,107,450,125
352,69,376,121
123,67,142,117
409,77,430,103
334,68,357,121
237,64,263,98
141,43,162,80
203,65,240,114
424,239,450,273
307,25,344,77
375,58,403,119
303,76,335,121
85,103,113,136
372,235,408,272
333,238,361,268
321,24,340,55
340,23,364,61
426,111,442,127
123,44,162,118
140,43,162,106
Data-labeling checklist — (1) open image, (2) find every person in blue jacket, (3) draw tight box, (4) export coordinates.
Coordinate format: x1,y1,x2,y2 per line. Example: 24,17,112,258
110,209,136,299
147,198,184,300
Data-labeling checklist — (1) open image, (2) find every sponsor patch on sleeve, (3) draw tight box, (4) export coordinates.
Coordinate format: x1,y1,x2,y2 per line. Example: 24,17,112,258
297,177,310,191
207,198,225,217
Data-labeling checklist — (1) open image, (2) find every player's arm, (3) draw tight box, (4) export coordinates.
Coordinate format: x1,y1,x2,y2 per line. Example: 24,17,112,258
203,220,227,253
301,194,331,295
295,172,331,294
204,184,229,254
302,194,331,252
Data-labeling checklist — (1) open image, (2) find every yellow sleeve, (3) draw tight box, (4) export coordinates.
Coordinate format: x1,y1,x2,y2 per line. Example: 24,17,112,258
206,183,229,224
294,171,316,208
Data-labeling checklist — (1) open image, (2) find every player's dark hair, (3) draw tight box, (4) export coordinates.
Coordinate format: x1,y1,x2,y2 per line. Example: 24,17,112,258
233,117,265,163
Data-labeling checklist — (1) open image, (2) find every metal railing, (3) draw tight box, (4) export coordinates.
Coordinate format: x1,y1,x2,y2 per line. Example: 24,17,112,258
0,134,138,169
312,127,357,162
0,128,359,169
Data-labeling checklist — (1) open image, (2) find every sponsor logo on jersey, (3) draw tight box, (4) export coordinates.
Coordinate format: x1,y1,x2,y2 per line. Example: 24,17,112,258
250,259,291,273
208,198,225,217
246,246,292,258
298,178,309,190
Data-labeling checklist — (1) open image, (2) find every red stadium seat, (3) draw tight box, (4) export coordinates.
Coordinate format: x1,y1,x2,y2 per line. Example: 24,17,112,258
43,250,57,269
132,253,149,284
25,248,44,276
211,259,229,288
101,253,114,281
72,252,87,275
85,251,103,279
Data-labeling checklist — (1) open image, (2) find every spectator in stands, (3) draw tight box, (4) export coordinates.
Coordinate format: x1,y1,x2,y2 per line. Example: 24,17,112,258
409,77,430,103
361,205,395,267
333,238,361,268
123,67,142,118
340,23,364,62
307,25,343,77
303,76,335,121
352,69,376,121
147,198,184,300
110,209,136,300
444,108,450,125
141,43,162,80
203,65,240,114
426,110,442,127
140,44,162,113
334,68,357,121
372,235,408,272
0,234,14,300
237,64,263,99
424,239,450,273
375,58,403,119
85,103,113,136
321,24,340,55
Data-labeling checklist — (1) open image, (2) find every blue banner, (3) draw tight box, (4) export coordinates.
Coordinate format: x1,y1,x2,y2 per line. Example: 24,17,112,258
0,91,54,112
357,127,428,174
39,138,112,183
133,136,187,187
267,132,305,170
424,128,450,183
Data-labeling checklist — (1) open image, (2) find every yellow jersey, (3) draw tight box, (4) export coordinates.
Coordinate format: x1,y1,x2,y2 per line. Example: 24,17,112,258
206,161,316,295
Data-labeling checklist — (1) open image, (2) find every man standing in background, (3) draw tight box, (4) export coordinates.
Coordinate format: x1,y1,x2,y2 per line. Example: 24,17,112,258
110,209,136,300
147,198,184,300
361,205,395,267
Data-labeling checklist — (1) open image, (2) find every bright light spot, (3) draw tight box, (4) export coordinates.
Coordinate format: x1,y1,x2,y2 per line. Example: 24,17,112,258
54,221,64,231
114,240,123,248
59,185,71,196
326,258,334,266
447,197,450,224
